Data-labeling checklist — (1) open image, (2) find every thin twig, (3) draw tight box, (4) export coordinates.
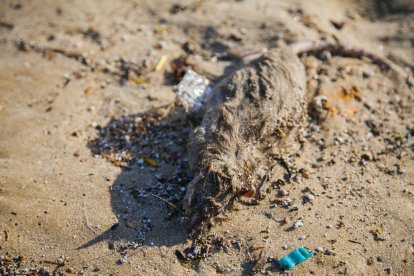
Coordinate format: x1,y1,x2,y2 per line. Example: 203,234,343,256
146,192,183,213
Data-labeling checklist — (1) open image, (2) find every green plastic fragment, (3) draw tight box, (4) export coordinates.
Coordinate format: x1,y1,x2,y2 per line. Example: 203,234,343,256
278,247,314,269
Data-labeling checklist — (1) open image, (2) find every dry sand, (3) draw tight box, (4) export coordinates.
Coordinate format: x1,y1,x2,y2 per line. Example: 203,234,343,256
0,0,414,275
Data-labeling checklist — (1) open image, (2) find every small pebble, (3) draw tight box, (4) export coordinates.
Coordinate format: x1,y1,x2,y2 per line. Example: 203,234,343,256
281,198,292,207
278,189,289,197
303,193,315,202
121,34,129,41
282,244,289,250
367,257,374,265
293,220,304,229
117,256,127,265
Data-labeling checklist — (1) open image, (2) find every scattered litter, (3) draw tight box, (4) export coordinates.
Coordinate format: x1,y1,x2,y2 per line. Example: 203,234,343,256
155,55,168,71
282,244,289,250
176,69,212,114
277,247,314,270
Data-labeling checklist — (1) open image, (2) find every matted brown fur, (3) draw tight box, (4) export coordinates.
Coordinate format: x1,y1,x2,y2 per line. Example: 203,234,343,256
183,48,306,233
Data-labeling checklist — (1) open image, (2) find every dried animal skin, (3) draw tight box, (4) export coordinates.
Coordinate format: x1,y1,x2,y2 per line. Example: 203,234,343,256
184,48,306,233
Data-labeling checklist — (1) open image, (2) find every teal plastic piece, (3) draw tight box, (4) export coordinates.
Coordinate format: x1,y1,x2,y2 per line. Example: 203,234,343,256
278,247,314,269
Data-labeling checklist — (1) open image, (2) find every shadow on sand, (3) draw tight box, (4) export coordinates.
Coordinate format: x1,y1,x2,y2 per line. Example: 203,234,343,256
80,105,194,250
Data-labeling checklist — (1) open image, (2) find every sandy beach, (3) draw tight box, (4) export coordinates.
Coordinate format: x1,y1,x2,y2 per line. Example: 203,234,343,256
1,0,413,275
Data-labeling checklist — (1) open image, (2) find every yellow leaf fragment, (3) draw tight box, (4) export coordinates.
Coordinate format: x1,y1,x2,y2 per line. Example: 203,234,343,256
125,219,143,229
143,157,158,167
129,77,148,85
371,227,383,238
84,86,94,95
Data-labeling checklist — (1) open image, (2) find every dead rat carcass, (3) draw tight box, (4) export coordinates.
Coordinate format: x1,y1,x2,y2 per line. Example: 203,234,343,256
182,48,306,233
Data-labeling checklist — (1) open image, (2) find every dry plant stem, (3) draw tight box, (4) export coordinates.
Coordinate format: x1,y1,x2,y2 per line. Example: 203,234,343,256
240,41,405,76
5,38,88,64
290,40,405,74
